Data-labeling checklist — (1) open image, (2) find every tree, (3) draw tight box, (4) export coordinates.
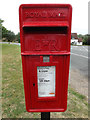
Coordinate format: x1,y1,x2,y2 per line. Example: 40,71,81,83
78,34,88,45
0,19,4,40
87,35,90,45
16,32,20,43
2,26,8,38
5,30,16,42
0,19,4,26
83,35,88,45
2,27,15,42
78,34,83,39
0,19,16,42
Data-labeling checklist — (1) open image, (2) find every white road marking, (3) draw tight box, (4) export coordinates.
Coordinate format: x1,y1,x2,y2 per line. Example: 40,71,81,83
71,52,88,59
72,46,78,47
83,46,88,51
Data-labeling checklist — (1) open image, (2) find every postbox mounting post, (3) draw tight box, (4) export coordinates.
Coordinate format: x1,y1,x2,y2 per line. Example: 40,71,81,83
41,112,50,120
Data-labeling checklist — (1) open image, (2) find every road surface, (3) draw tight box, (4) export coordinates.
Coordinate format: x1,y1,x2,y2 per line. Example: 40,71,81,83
70,46,88,97
70,46,88,77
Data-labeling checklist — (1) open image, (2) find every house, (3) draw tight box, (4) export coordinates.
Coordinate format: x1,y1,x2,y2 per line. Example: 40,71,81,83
71,33,83,45
77,38,83,45
71,33,78,45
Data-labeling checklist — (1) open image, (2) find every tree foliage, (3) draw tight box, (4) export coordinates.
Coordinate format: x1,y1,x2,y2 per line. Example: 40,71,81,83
2,26,15,42
83,35,88,45
78,34,88,45
0,19,4,26
5,30,16,42
16,32,20,43
1,19,16,42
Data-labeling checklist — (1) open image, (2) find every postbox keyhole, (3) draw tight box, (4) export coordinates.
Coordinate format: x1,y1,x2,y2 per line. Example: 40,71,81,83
33,83,35,86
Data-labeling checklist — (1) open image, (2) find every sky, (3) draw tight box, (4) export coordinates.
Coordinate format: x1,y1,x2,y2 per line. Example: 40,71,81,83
0,0,89,35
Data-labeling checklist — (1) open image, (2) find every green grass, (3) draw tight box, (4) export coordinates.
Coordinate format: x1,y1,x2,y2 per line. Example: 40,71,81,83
2,44,88,118
69,87,86,100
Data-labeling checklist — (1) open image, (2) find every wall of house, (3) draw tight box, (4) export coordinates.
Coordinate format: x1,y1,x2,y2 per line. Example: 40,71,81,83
77,42,82,45
71,39,82,45
71,39,78,45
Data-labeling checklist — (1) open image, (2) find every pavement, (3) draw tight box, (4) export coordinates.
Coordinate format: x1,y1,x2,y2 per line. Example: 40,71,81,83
0,42,20,46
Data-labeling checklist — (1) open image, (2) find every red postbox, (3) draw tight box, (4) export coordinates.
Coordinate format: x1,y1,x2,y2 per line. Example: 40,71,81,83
19,4,72,112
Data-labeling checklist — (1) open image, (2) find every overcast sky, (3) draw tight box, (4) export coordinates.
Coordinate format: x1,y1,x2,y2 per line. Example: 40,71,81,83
0,0,89,35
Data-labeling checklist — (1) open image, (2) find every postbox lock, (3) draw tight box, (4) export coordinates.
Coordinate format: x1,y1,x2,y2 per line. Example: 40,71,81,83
33,83,35,86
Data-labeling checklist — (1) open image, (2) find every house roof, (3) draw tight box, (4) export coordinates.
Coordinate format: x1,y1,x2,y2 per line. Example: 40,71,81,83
71,33,78,39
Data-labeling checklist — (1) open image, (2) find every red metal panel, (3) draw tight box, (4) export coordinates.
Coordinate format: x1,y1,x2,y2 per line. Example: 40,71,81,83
19,4,72,112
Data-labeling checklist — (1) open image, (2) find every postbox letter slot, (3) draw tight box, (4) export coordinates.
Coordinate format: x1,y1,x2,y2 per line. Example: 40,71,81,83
23,26,68,34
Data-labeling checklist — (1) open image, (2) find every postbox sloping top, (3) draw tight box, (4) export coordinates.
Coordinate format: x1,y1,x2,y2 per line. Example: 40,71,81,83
19,4,72,27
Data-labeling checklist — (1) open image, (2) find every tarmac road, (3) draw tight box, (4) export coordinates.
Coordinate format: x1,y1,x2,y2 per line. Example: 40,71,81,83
70,46,89,97
70,46,88,78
